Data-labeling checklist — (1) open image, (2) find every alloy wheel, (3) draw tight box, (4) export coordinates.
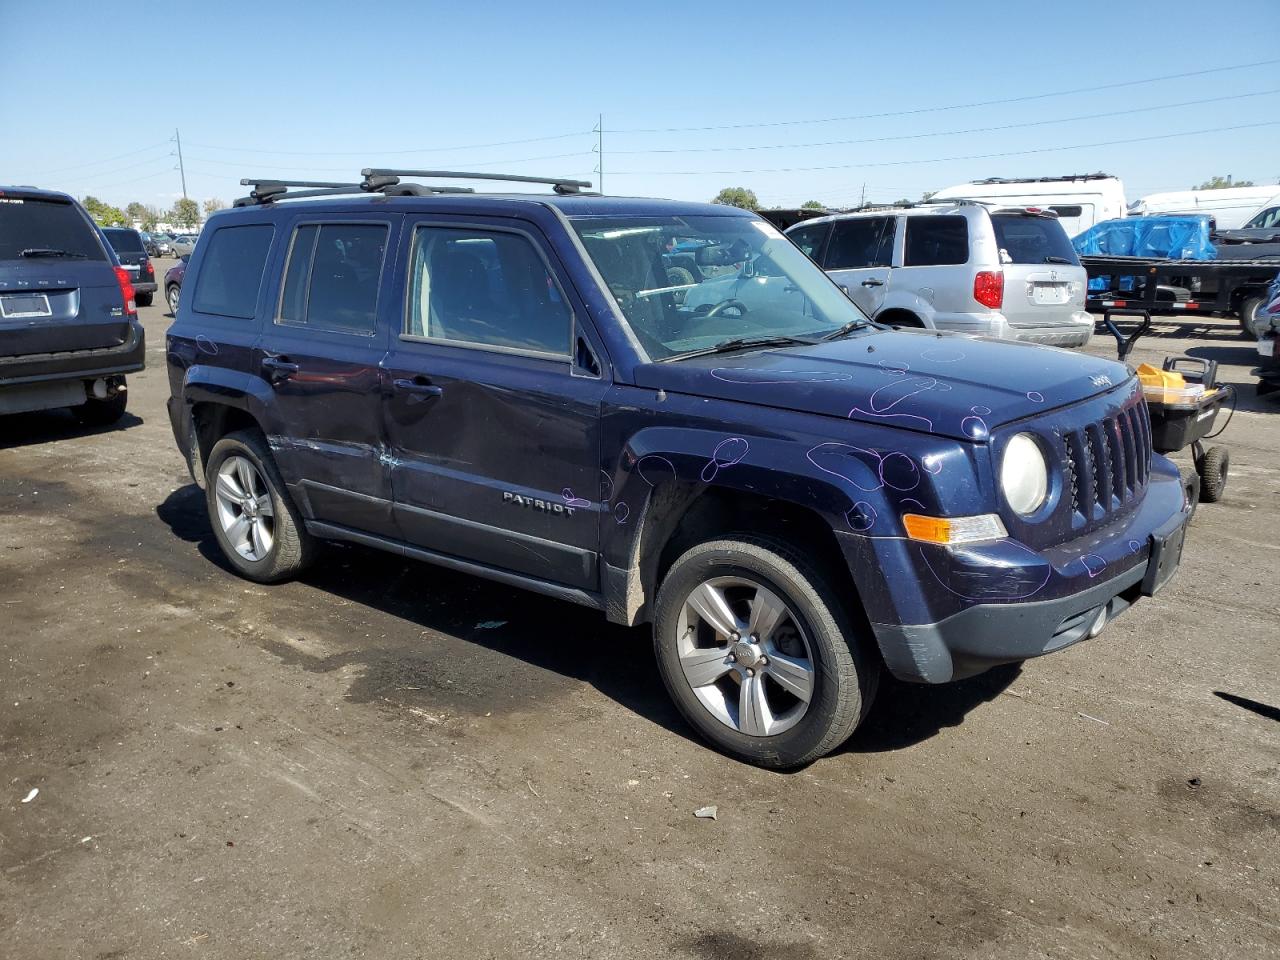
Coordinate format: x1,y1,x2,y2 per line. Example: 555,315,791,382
214,455,275,562
676,576,815,737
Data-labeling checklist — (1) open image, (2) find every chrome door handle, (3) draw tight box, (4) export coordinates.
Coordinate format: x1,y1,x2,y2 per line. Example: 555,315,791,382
861,278,885,287
393,378,443,398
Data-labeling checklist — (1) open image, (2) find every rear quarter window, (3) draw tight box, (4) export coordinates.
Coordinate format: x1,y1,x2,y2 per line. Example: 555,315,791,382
191,224,275,320
903,216,968,266
0,197,106,261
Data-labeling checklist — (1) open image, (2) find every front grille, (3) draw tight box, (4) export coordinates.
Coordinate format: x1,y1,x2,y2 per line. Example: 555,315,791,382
1062,399,1152,522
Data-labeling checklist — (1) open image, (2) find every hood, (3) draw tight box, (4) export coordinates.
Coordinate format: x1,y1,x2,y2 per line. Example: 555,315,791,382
633,328,1131,441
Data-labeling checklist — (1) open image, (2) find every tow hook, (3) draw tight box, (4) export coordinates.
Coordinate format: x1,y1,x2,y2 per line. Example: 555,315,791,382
90,377,126,399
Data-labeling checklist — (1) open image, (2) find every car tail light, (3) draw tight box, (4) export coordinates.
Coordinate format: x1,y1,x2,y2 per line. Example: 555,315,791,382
974,270,1004,309
144,260,154,277
113,265,137,316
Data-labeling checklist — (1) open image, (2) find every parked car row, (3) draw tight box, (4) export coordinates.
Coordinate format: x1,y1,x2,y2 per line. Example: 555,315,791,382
140,230,198,259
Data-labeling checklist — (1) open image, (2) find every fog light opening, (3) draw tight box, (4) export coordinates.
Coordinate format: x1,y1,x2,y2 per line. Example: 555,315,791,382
91,378,110,399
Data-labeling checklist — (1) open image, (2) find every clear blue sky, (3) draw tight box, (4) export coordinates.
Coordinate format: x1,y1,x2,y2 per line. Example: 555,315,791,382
2,0,1277,213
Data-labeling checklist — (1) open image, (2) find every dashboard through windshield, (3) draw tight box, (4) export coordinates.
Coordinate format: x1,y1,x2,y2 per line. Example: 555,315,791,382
570,215,868,360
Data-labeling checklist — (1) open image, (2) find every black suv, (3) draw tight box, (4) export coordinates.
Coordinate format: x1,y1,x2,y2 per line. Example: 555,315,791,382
166,170,1190,767
1,186,143,423
102,226,157,306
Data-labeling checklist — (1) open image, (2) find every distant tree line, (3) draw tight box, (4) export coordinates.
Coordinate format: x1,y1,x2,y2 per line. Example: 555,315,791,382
80,196,227,230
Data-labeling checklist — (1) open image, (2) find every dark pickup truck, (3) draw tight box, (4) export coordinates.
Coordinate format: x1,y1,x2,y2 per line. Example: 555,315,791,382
0,186,144,424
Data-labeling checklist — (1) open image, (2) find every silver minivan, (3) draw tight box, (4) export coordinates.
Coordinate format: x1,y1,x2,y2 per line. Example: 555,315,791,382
786,203,1093,347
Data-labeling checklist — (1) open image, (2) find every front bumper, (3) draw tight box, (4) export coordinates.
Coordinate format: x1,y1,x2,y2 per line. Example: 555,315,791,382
853,455,1191,683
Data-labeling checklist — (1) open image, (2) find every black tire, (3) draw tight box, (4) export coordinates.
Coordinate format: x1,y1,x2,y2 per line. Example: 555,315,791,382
166,284,180,314
135,291,153,307
205,429,315,583
1196,445,1228,503
1178,464,1200,521
71,380,127,426
1238,296,1263,338
653,535,879,769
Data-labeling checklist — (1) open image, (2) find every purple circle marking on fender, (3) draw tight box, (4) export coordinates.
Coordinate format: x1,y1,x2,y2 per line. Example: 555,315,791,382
1027,391,1045,403
701,437,749,483
614,502,630,525
846,501,877,531
636,455,677,487
1128,539,1142,554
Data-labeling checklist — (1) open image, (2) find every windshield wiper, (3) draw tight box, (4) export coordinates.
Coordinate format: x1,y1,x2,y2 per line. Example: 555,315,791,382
1043,255,1074,264
662,334,816,362
18,248,88,259
821,319,871,341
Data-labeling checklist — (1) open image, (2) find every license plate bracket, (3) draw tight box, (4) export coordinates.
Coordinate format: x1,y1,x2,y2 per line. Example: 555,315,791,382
0,292,53,319
1141,513,1187,596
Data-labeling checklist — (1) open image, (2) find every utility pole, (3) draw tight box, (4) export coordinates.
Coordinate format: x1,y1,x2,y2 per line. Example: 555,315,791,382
859,182,866,207
593,113,603,194
174,127,188,200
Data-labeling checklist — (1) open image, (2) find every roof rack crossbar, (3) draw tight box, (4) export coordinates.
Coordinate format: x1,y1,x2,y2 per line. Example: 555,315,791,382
362,168,592,195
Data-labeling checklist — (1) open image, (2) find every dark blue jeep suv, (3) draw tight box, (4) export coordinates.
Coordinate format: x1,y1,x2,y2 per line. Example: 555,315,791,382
166,171,1190,767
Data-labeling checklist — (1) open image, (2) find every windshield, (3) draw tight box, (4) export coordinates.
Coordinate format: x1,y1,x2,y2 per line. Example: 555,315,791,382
992,214,1080,265
571,214,868,359
0,197,106,261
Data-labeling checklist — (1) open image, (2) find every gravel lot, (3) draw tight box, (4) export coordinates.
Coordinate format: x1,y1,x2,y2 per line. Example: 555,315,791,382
2,274,1277,959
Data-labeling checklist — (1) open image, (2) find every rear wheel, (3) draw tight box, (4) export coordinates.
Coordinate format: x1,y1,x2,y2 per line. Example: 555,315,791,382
72,378,127,426
1238,296,1264,338
166,284,180,314
135,291,153,307
205,430,315,583
653,535,878,768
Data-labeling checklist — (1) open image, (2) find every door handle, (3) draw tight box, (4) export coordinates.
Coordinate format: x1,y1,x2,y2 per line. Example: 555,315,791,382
861,278,885,288
393,377,444,398
261,355,299,381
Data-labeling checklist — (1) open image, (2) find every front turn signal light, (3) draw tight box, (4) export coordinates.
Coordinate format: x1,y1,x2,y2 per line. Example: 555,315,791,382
903,513,1008,545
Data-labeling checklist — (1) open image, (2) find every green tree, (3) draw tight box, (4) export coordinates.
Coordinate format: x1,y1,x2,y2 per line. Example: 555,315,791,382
1193,175,1255,190
140,205,161,231
921,191,937,201
125,202,148,226
800,200,825,210
711,187,760,211
169,197,200,229
81,195,127,226
203,198,226,217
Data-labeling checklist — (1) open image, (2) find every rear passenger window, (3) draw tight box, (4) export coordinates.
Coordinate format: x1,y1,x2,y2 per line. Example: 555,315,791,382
277,222,388,335
1048,205,1083,218
192,224,275,319
825,217,893,269
787,223,830,262
903,216,968,266
405,226,571,356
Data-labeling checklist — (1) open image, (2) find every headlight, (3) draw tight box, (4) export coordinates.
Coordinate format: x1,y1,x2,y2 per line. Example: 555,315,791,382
1001,433,1049,515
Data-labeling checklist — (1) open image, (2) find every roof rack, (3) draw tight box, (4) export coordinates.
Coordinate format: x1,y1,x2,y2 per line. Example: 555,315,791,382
232,168,596,207
969,173,1114,185
361,169,593,195
232,175,477,207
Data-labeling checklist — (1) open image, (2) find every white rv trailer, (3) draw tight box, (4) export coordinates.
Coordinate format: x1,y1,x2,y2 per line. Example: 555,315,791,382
928,174,1126,238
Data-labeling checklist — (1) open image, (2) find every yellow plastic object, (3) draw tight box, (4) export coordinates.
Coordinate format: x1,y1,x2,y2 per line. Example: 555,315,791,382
1137,362,1216,405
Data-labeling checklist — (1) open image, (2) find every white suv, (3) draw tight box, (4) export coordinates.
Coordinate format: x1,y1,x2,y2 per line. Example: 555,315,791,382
786,203,1093,348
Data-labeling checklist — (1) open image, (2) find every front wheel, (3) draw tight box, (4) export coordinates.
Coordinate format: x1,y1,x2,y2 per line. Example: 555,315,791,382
205,430,315,583
1238,296,1264,338
653,536,878,768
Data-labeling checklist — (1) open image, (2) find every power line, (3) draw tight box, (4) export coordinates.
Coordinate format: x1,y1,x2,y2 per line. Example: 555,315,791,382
610,58,1280,134
48,150,176,186
610,90,1279,155
182,149,592,175
31,140,172,175
183,130,590,157
609,121,1280,176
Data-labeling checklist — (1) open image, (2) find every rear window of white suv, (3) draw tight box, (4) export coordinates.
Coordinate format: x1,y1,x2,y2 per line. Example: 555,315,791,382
992,214,1079,265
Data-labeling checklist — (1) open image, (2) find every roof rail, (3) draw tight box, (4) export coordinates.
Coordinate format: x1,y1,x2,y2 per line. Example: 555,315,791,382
969,173,1114,185
232,175,476,207
361,168,593,195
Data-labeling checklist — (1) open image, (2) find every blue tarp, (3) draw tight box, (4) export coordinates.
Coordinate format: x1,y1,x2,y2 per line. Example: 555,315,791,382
1073,216,1217,291
1072,216,1216,260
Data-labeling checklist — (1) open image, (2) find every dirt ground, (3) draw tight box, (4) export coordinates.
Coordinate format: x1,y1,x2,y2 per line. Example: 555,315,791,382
1,279,1277,960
